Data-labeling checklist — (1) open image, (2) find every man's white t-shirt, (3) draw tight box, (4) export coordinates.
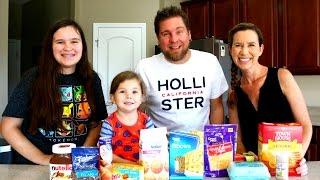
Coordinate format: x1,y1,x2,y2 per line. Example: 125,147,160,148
136,49,228,131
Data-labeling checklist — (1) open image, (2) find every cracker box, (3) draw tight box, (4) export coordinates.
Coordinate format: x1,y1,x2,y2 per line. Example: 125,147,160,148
140,127,169,180
258,122,302,176
204,124,237,177
169,131,204,179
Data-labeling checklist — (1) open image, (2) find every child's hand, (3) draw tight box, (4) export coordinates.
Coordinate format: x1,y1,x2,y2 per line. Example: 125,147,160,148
296,158,308,176
99,159,112,180
100,159,111,167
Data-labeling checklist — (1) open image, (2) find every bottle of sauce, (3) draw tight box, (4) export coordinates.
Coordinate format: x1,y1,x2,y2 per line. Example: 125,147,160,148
276,152,289,180
49,143,76,180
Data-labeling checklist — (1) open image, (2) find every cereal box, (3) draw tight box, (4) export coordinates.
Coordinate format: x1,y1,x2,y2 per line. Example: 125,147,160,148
204,124,237,177
258,122,302,176
169,131,204,179
140,127,169,180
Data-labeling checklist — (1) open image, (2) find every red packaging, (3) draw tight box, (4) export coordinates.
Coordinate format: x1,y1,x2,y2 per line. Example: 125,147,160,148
258,122,302,176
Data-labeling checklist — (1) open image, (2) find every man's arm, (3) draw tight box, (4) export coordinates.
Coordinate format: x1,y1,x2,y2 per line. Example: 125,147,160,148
209,96,224,124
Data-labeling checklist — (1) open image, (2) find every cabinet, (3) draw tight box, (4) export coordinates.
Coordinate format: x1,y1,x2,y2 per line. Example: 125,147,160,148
239,0,278,68
305,126,320,161
279,0,320,74
181,0,239,41
181,0,209,40
181,0,320,74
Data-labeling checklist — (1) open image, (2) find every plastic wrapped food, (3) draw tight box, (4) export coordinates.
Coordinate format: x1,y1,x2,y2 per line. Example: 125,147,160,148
227,161,271,180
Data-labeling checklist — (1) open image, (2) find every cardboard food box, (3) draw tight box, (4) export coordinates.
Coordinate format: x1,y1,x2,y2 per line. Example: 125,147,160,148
258,122,302,176
169,131,204,179
112,163,144,180
140,127,169,180
204,124,237,177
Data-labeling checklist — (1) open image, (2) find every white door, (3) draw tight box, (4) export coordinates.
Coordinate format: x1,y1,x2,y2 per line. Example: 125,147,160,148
93,23,146,113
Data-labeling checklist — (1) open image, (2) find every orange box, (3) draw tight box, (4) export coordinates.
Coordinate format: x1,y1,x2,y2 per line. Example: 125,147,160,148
258,122,302,176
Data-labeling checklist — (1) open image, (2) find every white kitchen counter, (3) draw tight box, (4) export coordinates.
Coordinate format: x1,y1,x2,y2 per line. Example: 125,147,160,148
308,106,320,126
0,161,319,180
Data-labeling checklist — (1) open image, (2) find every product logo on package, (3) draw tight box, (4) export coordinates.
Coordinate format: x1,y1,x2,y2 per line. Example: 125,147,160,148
275,131,291,141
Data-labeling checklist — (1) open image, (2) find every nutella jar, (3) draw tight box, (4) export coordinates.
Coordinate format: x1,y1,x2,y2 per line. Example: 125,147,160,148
49,143,76,180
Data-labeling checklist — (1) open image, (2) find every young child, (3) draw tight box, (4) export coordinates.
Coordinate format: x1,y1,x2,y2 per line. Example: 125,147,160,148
100,71,154,164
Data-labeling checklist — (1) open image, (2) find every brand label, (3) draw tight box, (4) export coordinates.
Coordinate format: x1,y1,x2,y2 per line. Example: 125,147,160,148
49,164,72,179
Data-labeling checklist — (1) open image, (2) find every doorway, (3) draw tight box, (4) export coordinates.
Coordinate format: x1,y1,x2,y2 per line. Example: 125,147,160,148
8,0,73,96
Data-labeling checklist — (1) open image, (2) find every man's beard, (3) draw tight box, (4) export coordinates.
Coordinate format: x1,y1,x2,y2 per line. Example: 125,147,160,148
162,45,189,62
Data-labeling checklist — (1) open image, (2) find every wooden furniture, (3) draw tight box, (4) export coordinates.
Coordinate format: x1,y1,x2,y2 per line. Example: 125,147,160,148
305,126,320,161
181,0,320,74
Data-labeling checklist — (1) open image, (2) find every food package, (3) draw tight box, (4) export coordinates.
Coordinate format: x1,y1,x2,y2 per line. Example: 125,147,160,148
112,163,144,180
258,122,302,176
204,124,237,177
227,161,271,180
140,127,169,180
71,147,100,179
169,131,203,179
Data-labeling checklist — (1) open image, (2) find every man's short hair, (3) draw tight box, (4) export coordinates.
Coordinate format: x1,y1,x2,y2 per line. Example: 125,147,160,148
154,6,190,36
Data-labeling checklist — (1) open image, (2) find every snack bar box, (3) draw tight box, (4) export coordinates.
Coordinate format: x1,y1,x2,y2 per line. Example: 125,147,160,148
258,122,302,176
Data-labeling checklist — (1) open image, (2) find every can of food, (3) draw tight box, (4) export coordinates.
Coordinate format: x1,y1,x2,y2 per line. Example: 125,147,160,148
98,136,113,165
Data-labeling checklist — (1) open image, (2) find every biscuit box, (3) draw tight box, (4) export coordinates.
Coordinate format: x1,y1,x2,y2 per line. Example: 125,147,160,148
258,122,302,176
204,124,237,177
169,131,204,179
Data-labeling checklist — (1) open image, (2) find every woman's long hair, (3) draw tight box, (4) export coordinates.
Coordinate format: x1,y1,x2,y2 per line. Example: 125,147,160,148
28,19,96,133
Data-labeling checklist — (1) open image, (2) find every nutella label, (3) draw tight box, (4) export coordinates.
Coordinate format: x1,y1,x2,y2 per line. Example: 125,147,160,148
49,164,72,179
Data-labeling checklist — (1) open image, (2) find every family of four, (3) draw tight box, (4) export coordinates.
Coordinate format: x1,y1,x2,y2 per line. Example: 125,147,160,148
0,6,311,176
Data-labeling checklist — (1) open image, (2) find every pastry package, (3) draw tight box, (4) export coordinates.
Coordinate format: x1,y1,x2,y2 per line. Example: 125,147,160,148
204,124,237,177
258,122,302,176
169,131,203,179
140,127,169,180
112,163,144,180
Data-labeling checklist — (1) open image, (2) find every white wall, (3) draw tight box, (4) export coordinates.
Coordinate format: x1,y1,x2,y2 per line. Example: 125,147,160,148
0,0,9,115
295,75,320,107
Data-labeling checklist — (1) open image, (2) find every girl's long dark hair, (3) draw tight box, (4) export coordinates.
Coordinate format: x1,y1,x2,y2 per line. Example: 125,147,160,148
28,19,96,133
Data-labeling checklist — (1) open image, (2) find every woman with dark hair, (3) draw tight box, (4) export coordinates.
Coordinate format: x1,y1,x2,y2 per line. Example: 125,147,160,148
227,22,312,175
1,19,107,164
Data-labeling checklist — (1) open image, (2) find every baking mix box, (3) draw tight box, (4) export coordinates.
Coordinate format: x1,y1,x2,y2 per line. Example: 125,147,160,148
169,131,204,179
258,122,302,176
204,124,237,177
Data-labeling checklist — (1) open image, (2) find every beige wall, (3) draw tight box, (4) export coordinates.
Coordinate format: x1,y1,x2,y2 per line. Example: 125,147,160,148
0,0,8,114
74,0,160,60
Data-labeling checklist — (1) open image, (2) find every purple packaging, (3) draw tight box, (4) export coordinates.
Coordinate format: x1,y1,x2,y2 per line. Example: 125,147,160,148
204,124,237,177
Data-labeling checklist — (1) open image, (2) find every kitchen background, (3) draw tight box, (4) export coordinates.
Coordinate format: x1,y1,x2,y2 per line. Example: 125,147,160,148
0,0,319,113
